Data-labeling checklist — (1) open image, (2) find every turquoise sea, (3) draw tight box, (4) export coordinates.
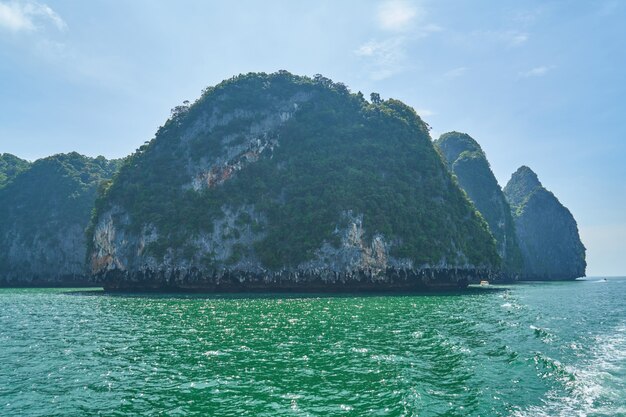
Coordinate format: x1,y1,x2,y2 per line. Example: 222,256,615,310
1,278,625,416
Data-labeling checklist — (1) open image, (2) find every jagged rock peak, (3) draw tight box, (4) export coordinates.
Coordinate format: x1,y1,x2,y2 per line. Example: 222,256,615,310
503,166,586,280
504,166,543,209
435,131,486,167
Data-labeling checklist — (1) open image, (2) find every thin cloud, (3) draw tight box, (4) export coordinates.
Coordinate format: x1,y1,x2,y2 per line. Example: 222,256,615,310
0,2,127,89
355,38,403,58
355,37,407,80
415,108,435,117
512,9,541,25
377,0,418,32
0,0,67,33
420,23,443,34
520,66,554,78
465,30,530,49
356,1,441,80
443,67,467,78
508,31,529,46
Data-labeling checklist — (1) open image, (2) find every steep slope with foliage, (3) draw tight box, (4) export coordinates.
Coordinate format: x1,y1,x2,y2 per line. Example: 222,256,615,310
89,71,499,290
435,132,523,279
0,153,120,285
504,166,586,280
0,153,30,188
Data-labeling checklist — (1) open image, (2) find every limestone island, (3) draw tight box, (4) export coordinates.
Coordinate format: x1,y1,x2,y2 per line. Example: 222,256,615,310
0,72,586,291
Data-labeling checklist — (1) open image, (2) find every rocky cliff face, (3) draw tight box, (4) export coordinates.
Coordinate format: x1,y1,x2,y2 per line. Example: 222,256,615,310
89,71,500,291
434,132,523,280
0,153,30,188
504,166,586,280
0,153,120,285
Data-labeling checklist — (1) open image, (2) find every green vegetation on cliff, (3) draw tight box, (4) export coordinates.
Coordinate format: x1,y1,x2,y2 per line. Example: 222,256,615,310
0,153,121,282
504,166,586,280
435,132,523,277
92,71,500,271
0,153,30,188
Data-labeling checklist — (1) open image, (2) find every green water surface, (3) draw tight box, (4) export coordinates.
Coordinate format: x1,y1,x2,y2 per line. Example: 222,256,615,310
1,278,625,416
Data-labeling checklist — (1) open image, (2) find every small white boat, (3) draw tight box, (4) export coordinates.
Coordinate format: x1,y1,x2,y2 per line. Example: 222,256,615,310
480,280,490,286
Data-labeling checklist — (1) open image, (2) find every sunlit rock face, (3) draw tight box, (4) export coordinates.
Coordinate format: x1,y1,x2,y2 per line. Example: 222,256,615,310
89,71,500,291
504,166,586,280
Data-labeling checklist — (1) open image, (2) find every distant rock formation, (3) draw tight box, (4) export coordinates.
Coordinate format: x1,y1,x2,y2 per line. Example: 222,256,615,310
435,132,523,280
0,153,120,285
504,166,586,280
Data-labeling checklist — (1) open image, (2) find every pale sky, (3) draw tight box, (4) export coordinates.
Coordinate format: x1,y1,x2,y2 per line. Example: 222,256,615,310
1,0,624,275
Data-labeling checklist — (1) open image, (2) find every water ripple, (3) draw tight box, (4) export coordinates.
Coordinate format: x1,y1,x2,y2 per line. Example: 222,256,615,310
1,281,625,416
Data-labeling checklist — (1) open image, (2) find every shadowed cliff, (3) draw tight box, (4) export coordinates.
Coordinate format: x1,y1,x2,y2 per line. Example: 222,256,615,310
435,132,523,280
504,166,586,280
0,153,120,285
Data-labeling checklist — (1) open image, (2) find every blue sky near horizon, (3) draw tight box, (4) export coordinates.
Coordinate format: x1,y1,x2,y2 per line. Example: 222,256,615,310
0,0,624,275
